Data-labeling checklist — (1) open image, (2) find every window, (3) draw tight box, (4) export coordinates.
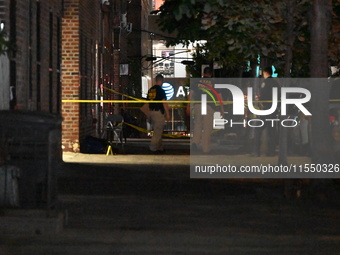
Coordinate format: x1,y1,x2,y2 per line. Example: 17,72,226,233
9,0,16,109
36,0,41,109
9,60,16,109
49,11,53,113
56,17,61,114
29,0,33,99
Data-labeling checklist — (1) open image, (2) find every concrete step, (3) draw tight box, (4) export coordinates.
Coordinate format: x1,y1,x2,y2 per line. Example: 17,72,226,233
0,208,65,235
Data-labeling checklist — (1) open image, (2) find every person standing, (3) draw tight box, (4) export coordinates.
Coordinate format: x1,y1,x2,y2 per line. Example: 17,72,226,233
147,74,170,153
251,66,279,157
188,67,223,153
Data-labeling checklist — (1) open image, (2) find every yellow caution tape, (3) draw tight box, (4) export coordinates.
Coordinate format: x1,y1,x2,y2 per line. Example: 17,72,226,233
103,84,340,104
123,122,189,138
62,96,340,104
120,105,186,109
62,99,195,103
103,87,143,101
61,99,236,104
61,99,296,105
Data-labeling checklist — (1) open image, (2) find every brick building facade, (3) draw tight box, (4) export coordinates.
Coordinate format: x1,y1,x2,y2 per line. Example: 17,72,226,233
62,0,152,152
0,0,152,152
0,0,63,112
61,0,101,152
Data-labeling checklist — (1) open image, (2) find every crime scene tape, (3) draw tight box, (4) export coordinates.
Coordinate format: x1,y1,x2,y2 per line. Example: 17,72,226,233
122,105,187,109
62,99,196,103
61,98,340,105
123,122,189,138
63,85,340,105
61,99,299,104
103,87,143,101
123,122,222,138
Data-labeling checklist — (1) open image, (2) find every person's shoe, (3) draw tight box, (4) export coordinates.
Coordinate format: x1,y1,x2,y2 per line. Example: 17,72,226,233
157,149,166,154
148,149,158,154
149,149,166,154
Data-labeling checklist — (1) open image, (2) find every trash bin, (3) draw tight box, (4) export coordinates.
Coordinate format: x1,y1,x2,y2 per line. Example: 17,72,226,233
0,110,62,209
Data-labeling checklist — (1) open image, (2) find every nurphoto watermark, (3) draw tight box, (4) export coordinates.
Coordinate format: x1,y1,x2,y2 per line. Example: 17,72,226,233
189,78,340,179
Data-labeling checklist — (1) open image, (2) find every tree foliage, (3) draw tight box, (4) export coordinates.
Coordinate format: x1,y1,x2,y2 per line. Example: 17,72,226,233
157,0,339,77
0,30,10,56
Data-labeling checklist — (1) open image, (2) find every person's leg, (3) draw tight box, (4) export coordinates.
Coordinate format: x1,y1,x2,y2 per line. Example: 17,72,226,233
192,104,203,149
149,111,165,151
201,105,214,153
252,125,263,156
266,125,276,156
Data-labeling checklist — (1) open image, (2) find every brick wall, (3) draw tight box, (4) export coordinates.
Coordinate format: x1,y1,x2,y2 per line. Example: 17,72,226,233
0,0,145,152
62,0,100,152
79,0,100,144
61,0,80,151
0,0,8,29
0,0,62,112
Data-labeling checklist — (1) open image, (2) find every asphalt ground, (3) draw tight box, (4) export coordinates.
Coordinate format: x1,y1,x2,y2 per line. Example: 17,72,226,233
0,139,339,254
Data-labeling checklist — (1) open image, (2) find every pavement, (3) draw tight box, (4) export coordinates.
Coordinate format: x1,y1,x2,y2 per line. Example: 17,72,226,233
64,138,312,166
0,139,339,254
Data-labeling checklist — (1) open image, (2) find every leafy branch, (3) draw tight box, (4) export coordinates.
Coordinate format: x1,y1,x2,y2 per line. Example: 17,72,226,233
0,29,11,56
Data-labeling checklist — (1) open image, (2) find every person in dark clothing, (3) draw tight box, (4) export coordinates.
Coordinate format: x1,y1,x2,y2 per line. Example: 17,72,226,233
147,74,170,152
251,67,279,157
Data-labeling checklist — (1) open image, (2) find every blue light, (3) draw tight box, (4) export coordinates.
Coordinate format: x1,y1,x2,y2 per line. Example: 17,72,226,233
272,66,278,77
